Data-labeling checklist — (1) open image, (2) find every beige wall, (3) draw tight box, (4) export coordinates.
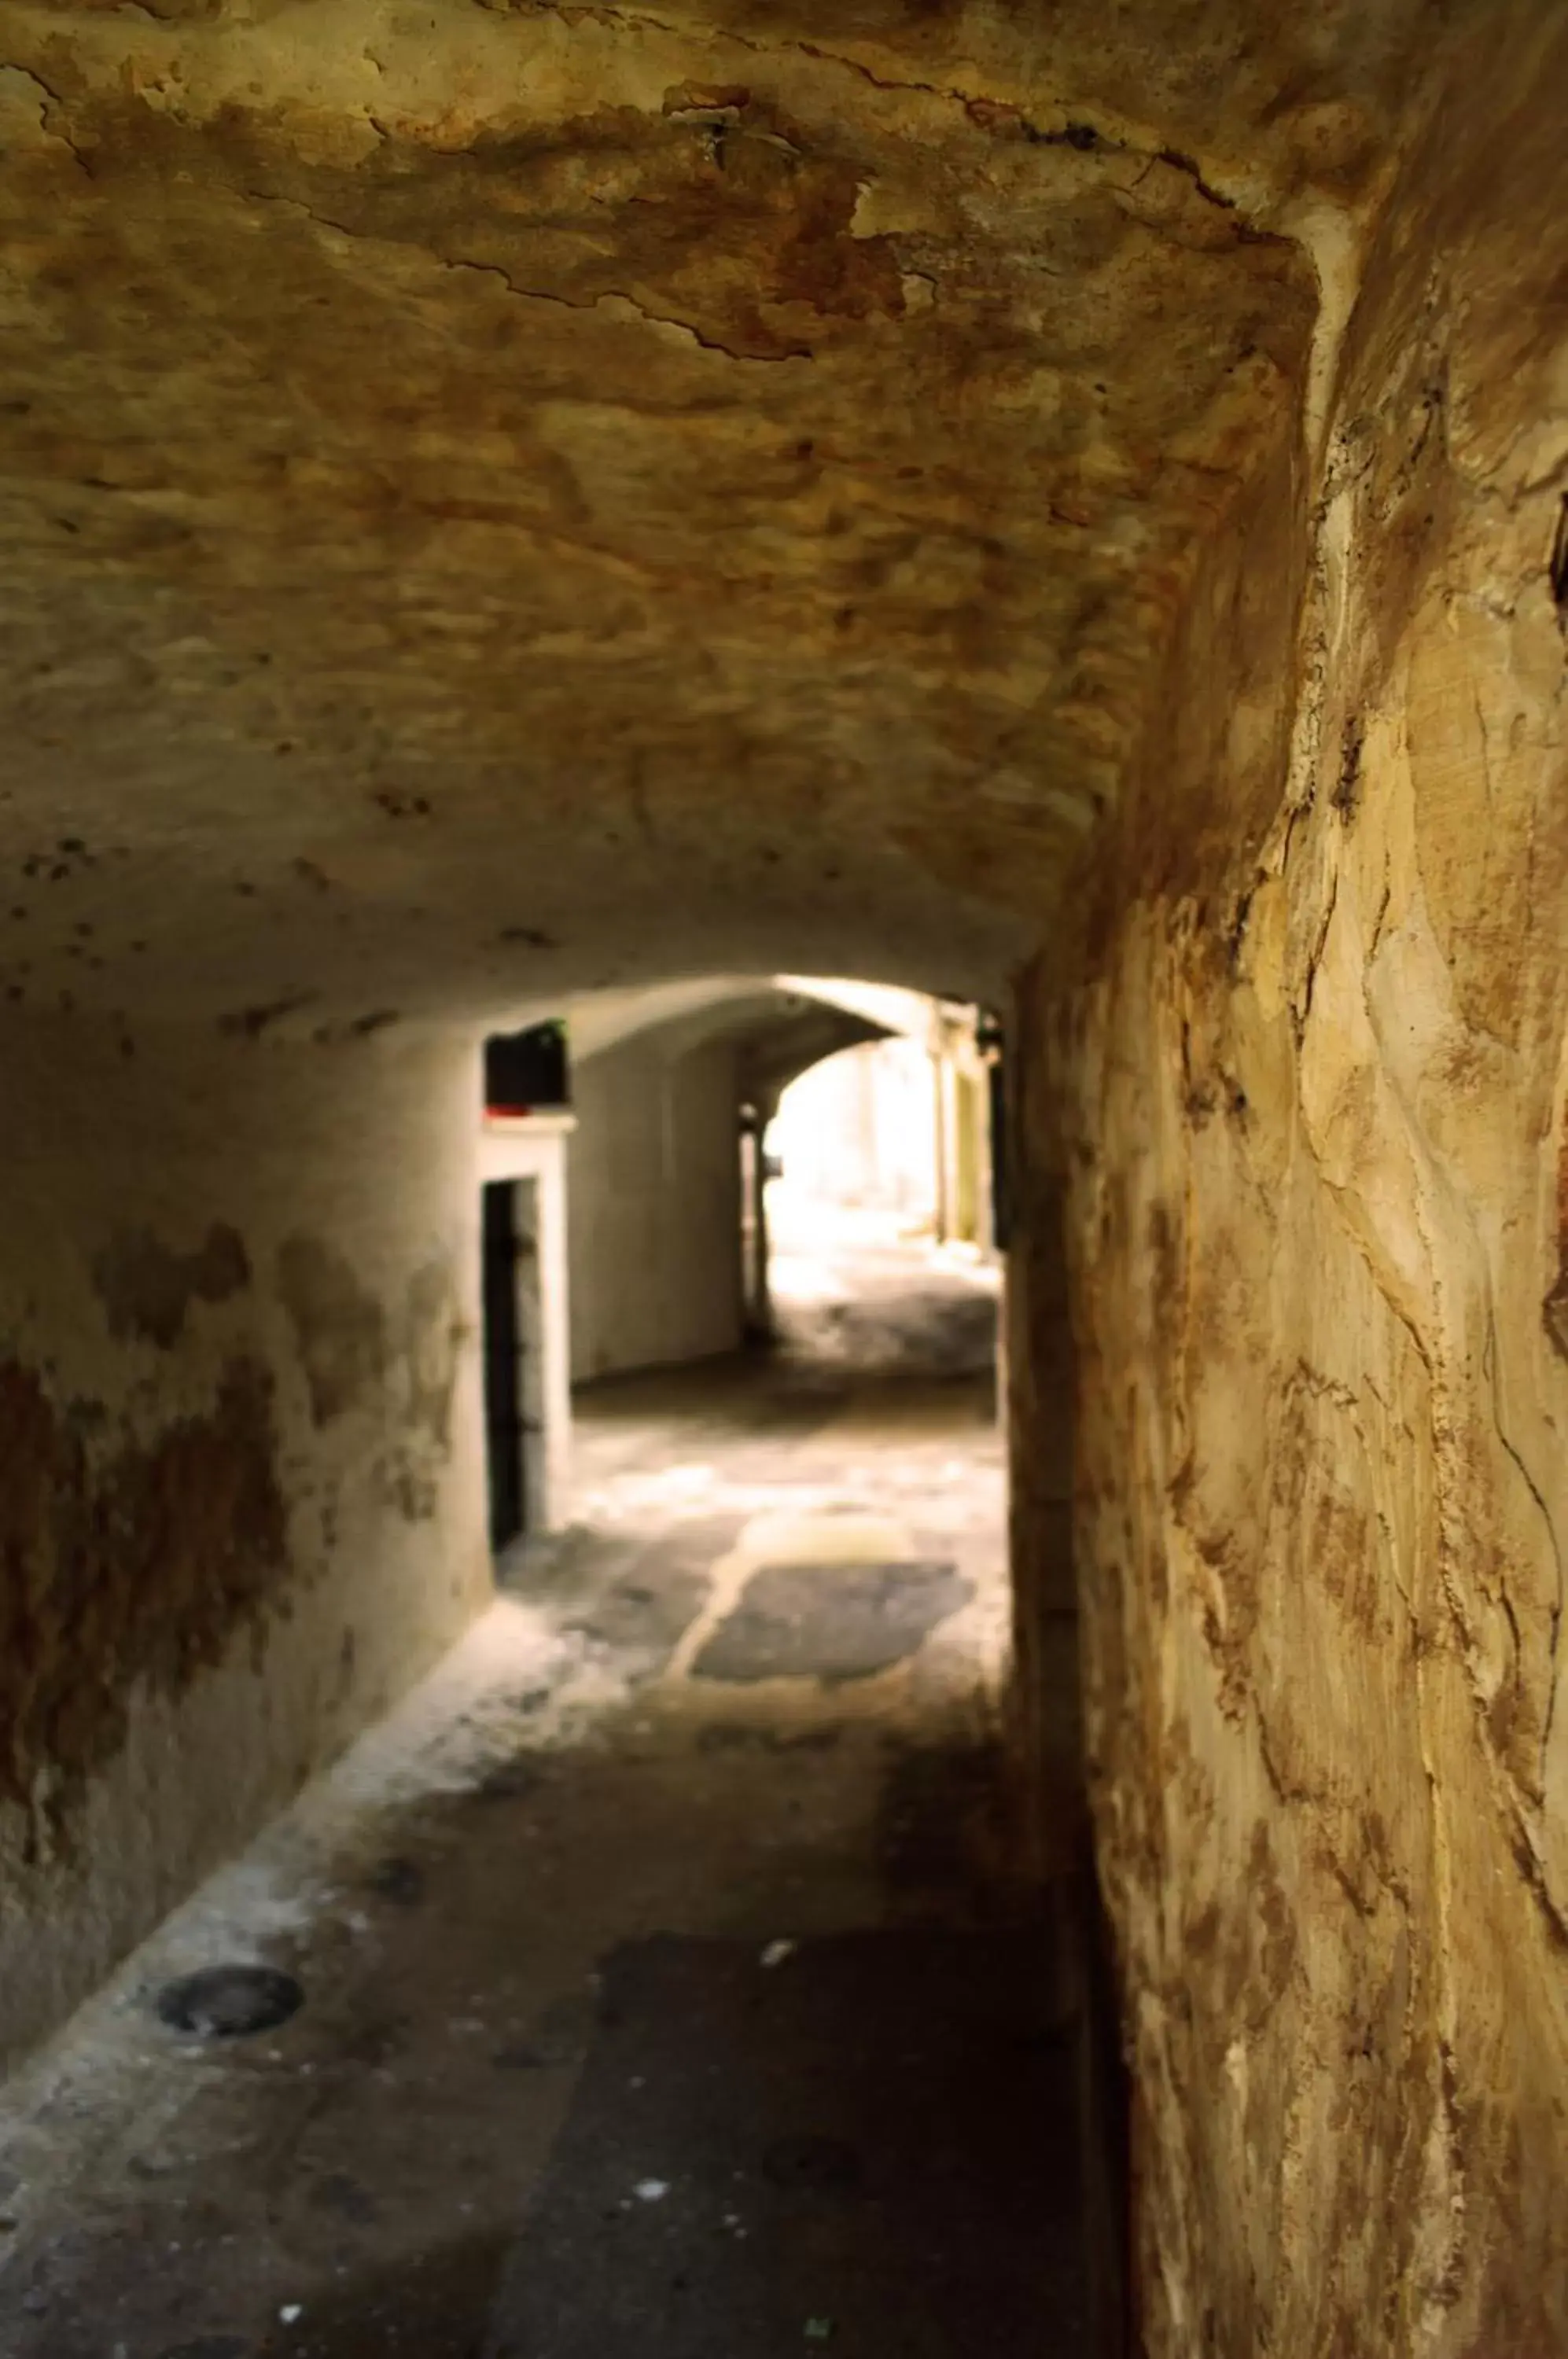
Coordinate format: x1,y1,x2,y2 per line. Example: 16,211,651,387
1018,12,1568,2350
0,1011,491,2066
567,1032,744,1382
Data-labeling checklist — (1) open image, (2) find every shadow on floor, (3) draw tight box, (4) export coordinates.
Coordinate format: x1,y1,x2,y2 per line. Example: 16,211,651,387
158,1919,1085,2359
1,1717,1083,2359
483,1924,1084,2359
0,1245,1091,2359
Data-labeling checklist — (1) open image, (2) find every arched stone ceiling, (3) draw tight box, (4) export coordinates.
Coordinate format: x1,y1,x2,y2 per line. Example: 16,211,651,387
0,0,1433,1035
565,981,888,1102
517,971,934,1059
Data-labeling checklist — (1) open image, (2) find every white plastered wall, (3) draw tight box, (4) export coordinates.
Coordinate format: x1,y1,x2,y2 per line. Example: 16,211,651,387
0,1009,491,2066
567,1029,744,1381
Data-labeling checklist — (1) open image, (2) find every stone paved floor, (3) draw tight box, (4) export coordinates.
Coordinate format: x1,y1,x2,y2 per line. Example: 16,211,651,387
0,1235,1090,2357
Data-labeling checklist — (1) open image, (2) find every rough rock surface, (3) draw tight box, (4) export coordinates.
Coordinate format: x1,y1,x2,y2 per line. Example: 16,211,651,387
1026,9,1568,2349
0,0,1426,1026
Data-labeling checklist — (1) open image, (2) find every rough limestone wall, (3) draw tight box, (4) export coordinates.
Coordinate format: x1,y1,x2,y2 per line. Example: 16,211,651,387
0,1012,490,2065
1004,1007,1081,1885
1028,14,1568,2352
568,1032,744,1382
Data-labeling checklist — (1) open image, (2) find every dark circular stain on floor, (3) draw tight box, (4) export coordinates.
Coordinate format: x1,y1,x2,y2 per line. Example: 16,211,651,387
156,1964,304,2038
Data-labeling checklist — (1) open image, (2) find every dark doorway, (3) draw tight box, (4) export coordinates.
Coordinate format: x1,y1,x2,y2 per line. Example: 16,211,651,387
482,1180,525,1551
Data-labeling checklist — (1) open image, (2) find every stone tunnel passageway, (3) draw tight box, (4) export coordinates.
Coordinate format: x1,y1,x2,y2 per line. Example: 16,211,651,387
2,0,1566,2346
0,1239,1090,2356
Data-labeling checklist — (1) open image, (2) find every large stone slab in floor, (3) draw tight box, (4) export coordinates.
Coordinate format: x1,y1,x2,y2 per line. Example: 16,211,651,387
692,1561,973,1685
483,1926,1086,2359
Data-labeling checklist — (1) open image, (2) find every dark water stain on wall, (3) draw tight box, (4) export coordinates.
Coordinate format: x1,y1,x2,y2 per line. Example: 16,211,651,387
0,1356,287,1837
276,1236,387,1425
378,1451,441,1524
271,1242,462,1521
404,1255,461,1448
92,1222,251,1348
381,1255,466,1522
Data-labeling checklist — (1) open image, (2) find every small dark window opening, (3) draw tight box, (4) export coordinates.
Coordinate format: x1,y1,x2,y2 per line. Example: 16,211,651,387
485,1021,569,1114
